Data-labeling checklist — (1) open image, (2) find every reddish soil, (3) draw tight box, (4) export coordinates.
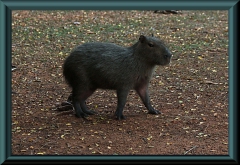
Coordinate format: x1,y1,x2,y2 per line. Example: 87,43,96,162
11,10,228,156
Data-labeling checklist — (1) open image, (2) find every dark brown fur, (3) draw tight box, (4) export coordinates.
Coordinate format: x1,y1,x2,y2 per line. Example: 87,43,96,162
63,35,172,120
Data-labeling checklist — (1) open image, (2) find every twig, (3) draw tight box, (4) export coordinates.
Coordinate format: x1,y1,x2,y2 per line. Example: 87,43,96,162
204,124,209,132
38,142,52,150
142,138,148,144
184,146,197,155
56,110,74,116
54,104,73,111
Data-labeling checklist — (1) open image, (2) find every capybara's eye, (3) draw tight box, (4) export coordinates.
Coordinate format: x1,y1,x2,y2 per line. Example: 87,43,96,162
148,43,154,47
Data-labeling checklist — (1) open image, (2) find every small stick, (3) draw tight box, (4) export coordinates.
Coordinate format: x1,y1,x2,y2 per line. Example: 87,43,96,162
184,146,197,155
56,110,74,116
204,124,209,132
54,105,73,111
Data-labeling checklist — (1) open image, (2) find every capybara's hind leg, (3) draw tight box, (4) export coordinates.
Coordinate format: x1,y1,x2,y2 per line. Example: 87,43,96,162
72,99,88,118
79,89,97,115
80,101,97,115
72,90,89,118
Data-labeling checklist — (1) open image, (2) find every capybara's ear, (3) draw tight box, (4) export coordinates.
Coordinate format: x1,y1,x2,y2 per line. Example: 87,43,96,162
139,35,146,43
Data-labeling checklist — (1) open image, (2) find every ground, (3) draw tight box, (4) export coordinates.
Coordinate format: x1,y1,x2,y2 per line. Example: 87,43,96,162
11,10,228,155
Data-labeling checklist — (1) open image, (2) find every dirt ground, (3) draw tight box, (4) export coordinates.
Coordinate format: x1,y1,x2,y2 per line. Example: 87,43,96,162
11,10,228,156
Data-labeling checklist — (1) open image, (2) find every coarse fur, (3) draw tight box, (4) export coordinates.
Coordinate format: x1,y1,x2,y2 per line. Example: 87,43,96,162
63,35,172,120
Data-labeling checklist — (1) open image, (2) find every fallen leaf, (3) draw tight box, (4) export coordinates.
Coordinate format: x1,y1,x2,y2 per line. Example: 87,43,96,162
73,22,80,25
203,80,218,85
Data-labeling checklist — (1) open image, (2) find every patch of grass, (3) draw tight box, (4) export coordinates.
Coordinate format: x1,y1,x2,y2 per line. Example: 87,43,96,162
11,10,229,155
12,10,228,87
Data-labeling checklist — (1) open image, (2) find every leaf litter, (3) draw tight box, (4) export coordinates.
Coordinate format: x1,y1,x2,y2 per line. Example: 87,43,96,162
12,10,228,155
